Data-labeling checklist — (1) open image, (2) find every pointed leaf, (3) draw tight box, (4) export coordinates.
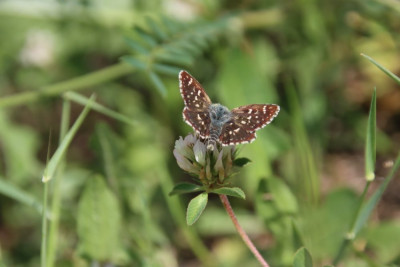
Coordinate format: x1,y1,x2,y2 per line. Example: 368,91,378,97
361,53,400,85
124,37,149,54
212,187,246,199
233,157,251,167
148,71,167,97
77,175,121,261
293,247,313,267
146,17,168,41
169,183,204,196
153,64,181,76
155,53,193,67
365,88,376,181
186,192,208,225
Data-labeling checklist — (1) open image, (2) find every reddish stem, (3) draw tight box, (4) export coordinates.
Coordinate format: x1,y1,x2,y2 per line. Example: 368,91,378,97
219,194,270,267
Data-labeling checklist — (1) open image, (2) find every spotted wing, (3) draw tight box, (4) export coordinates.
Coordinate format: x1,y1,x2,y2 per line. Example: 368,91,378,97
219,120,256,146
231,104,280,131
183,108,210,138
179,70,212,111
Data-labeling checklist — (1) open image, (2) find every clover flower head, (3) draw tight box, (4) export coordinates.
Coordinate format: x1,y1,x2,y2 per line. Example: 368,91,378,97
173,133,243,188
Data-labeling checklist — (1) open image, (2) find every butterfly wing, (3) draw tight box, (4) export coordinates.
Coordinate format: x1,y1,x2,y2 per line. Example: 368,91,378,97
219,120,256,146
179,71,212,137
179,71,212,111
231,104,280,131
219,104,279,145
182,108,210,138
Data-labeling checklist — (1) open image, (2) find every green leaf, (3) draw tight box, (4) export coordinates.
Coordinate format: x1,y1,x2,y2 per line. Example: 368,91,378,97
268,177,298,214
186,192,208,225
124,37,149,54
43,94,95,182
135,28,157,48
146,16,167,41
212,187,246,199
365,88,376,181
155,53,193,67
169,183,204,196
147,71,167,97
77,175,121,261
293,247,313,267
121,56,146,70
352,153,400,236
153,64,181,76
233,157,251,167
361,53,400,85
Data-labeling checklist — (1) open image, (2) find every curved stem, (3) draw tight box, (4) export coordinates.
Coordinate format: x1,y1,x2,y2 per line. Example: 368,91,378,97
0,62,133,109
219,194,269,267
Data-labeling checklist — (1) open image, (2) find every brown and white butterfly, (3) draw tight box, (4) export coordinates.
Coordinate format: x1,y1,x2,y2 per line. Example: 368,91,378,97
179,70,279,150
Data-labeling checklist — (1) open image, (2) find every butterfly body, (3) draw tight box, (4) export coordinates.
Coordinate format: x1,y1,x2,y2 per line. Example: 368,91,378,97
179,70,279,150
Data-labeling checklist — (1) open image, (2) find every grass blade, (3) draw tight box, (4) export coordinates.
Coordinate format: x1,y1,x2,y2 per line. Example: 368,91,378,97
42,94,95,183
361,53,400,85
365,88,376,181
353,153,400,236
63,92,137,126
0,176,44,214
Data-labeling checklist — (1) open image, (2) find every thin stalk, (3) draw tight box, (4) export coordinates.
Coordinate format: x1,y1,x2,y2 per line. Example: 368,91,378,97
46,100,70,267
333,181,371,265
219,194,269,267
0,63,133,109
41,182,49,267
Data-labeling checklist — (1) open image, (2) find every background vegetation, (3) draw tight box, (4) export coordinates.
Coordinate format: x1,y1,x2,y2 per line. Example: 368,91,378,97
0,0,399,266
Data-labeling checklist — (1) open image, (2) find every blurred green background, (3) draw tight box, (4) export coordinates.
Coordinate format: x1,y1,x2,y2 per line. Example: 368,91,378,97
0,0,400,266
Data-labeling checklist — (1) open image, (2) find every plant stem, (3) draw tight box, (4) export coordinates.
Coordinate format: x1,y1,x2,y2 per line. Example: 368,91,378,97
41,182,49,267
0,62,133,109
46,100,70,267
219,194,269,267
333,181,371,265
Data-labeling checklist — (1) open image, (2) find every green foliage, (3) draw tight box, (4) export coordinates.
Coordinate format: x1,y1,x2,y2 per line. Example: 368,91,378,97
169,183,204,196
212,187,246,199
123,16,231,96
293,247,313,267
77,175,123,262
43,94,95,183
365,88,376,181
0,1,400,266
187,192,208,226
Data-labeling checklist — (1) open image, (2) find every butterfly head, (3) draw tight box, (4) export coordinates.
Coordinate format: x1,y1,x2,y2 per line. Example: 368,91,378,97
209,104,231,127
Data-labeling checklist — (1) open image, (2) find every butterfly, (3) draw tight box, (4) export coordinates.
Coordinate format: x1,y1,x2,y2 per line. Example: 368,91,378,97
179,70,280,150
